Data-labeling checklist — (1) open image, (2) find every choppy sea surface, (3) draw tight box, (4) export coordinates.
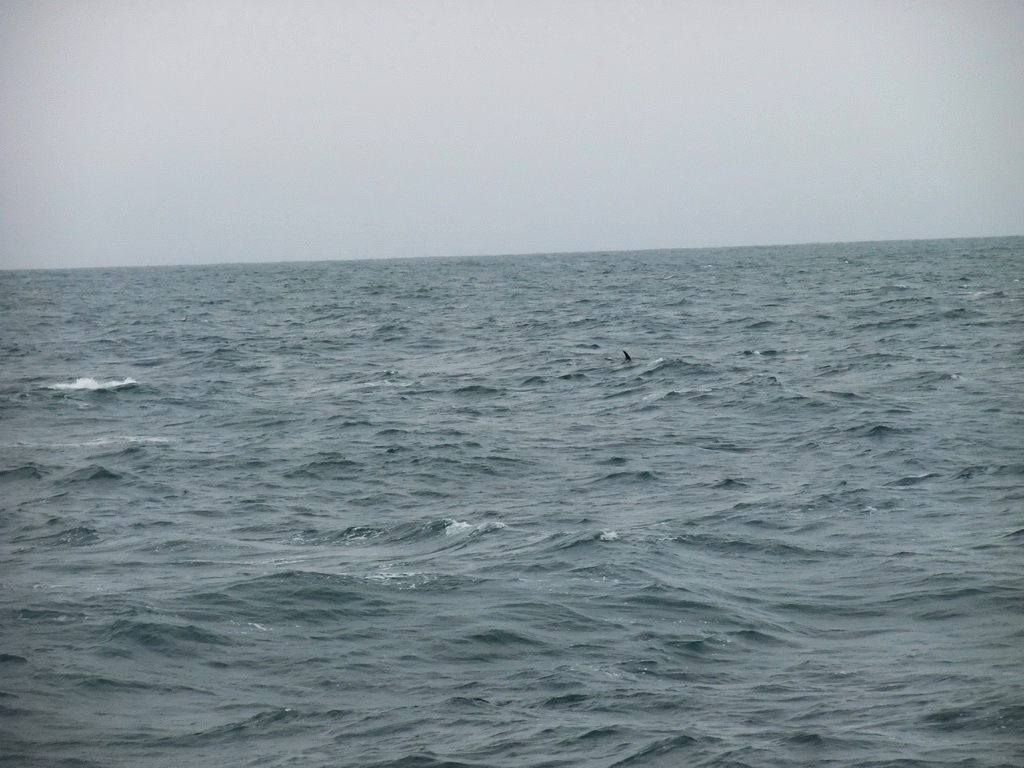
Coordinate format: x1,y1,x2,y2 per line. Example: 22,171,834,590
2,237,1022,768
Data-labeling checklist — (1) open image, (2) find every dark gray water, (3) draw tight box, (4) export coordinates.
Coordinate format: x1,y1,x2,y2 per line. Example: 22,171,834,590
2,238,1022,767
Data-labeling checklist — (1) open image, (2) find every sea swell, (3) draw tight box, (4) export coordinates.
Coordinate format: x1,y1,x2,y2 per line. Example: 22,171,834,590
1,238,1022,767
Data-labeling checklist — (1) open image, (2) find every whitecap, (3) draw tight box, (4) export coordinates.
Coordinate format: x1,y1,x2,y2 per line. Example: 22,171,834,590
49,377,137,391
444,520,474,536
80,435,170,446
8,435,169,449
444,519,507,536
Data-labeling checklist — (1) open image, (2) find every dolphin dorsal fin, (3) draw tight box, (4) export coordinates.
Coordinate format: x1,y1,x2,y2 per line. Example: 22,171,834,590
623,350,631,361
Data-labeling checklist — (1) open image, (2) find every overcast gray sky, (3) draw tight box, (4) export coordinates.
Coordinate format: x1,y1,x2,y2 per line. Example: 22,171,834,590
2,0,1022,269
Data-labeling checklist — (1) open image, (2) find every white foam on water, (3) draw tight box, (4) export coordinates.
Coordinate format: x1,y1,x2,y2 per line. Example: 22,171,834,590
80,436,170,446
444,519,508,536
49,377,137,391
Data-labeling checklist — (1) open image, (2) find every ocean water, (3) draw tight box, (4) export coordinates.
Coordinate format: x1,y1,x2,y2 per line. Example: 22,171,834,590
1,237,1022,768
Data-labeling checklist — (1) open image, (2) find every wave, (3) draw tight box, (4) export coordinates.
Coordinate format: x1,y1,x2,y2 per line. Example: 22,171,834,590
104,618,237,657
0,464,47,483
634,357,715,378
48,377,137,391
284,453,363,480
273,518,508,551
886,473,942,487
18,525,100,548
443,519,508,537
58,465,122,484
589,469,660,484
